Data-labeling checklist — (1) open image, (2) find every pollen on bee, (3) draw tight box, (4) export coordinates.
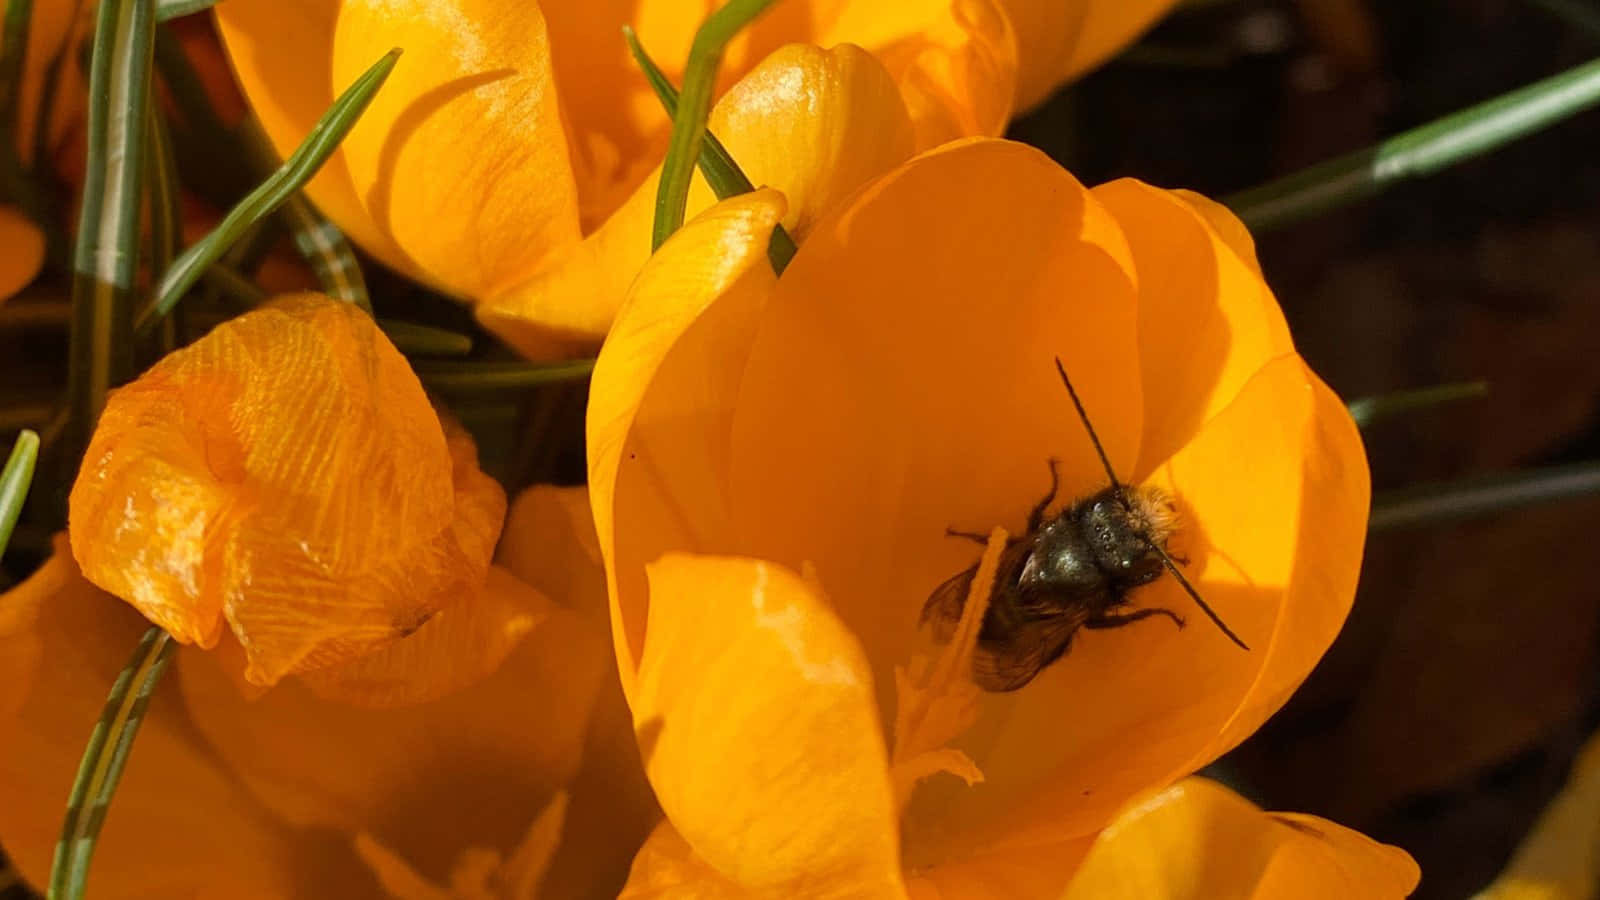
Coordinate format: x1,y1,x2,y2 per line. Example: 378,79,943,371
1130,485,1179,547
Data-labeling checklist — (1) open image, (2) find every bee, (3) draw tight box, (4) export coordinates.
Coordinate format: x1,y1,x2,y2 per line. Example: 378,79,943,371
921,358,1249,692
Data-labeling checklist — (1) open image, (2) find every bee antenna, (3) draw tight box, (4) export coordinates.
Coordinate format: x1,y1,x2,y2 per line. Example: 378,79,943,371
1142,537,1250,651
1053,357,1125,495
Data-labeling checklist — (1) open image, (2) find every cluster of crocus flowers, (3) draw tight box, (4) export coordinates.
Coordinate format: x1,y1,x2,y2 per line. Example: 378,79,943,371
585,137,1420,896
212,0,1182,357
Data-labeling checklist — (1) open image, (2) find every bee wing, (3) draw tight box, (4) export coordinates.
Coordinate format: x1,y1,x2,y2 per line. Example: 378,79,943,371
971,611,1086,692
919,538,1033,642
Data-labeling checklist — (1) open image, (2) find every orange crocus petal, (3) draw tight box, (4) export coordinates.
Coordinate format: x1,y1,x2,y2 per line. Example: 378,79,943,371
496,484,607,622
1061,779,1418,899
822,0,1018,147
587,189,786,691
1002,0,1179,111
620,821,761,900
68,294,497,686
214,0,408,275
0,541,371,898
955,354,1366,842
478,42,914,359
329,0,582,301
1088,179,1293,477
725,138,1140,691
12,0,87,165
636,553,907,898
0,205,44,301
175,585,609,881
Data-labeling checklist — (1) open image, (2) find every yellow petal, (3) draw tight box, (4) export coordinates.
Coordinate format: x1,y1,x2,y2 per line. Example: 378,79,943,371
1474,728,1600,900
478,42,914,359
1088,178,1292,478
586,188,786,691
620,821,758,900
0,541,369,898
1060,779,1418,899
329,0,582,300
175,589,609,879
635,553,906,898
1003,0,1179,111
724,138,1141,692
68,294,495,685
497,484,607,622
0,205,44,301
214,0,410,273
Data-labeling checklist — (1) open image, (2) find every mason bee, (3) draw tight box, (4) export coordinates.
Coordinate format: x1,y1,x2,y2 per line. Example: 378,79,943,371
921,358,1250,692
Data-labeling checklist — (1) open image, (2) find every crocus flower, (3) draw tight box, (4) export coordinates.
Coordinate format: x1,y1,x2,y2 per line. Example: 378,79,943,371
585,137,1418,896
68,293,504,687
214,0,1178,358
0,486,650,899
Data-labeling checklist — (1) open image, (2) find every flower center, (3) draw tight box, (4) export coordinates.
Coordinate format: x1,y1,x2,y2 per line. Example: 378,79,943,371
887,526,1009,818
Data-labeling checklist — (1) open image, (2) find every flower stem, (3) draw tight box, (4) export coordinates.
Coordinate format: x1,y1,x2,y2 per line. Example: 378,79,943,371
413,359,595,393
0,428,39,555
48,627,177,900
650,0,780,250
1369,461,1600,532
1226,56,1600,231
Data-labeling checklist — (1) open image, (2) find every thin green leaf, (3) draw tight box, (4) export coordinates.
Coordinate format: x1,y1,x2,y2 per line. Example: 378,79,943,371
144,104,181,351
624,24,797,273
650,0,779,250
67,0,156,439
1348,380,1488,429
380,319,473,357
154,0,220,21
1369,461,1600,532
200,261,266,305
136,47,401,332
414,359,595,392
48,627,176,900
1227,56,1600,231
0,428,39,555
0,0,35,158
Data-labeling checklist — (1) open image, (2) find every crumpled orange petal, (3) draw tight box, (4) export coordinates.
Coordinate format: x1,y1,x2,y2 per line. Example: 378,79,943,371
1059,778,1419,899
477,42,916,359
0,539,373,899
633,552,906,898
69,293,504,686
0,205,45,301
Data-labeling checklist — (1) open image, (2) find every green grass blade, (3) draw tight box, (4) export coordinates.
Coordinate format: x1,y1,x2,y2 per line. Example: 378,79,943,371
144,104,181,351
136,47,400,332
380,319,473,357
47,627,176,900
624,24,797,273
67,0,155,441
1227,56,1600,231
1369,461,1600,532
414,359,595,392
650,0,779,250
0,429,39,555
153,0,220,21
1348,380,1488,429
0,0,35,157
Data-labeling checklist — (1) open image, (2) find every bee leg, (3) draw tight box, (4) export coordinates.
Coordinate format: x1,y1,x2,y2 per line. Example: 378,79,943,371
1027,457,1062,533
1084,607,1186,632
944,527,989,544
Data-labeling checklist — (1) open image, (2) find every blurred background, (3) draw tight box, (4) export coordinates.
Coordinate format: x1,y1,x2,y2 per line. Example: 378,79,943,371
4,1,1600,897
1014,1,1600,897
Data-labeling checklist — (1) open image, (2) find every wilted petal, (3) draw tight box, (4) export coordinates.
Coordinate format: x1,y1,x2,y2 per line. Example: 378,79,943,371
1060,779,1418,899
479,43,913,359
635,553,906,898
69,294,496,685
0,205,44,301
586,189,785,688
0,541,374,898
